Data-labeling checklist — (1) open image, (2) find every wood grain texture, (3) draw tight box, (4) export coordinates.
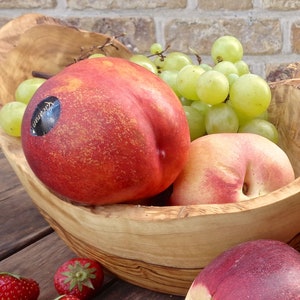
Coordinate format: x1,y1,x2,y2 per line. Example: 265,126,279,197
0,14,131,105
0,13,69,59
269,78,300,177
0,151,52,260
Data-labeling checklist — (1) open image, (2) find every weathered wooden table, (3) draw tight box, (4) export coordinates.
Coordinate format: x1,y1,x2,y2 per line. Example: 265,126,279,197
0,149,185,299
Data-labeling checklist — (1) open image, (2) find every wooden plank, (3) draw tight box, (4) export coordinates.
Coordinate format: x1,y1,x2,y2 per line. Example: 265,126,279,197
0,150,22,197
0,233,80,299
97,279,185,299
0,232,185,299
0,232,146,299
0,149,52,260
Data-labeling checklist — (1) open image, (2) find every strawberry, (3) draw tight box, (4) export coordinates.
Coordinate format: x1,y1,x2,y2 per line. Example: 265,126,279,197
54,257,104,300
0,272,40,300
54,295,81,300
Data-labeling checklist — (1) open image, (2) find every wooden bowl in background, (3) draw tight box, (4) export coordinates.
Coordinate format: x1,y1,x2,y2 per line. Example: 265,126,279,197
0,14,299,296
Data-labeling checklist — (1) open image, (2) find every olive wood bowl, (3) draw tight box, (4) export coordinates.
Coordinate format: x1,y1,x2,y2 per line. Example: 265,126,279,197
0,14,300,296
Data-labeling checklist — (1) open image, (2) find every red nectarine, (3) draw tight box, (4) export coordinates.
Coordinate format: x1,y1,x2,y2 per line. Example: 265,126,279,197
21,57,190,205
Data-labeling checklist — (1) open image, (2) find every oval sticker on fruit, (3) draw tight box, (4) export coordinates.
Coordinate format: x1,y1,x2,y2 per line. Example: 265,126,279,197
21,57,190,206
30,96,61,136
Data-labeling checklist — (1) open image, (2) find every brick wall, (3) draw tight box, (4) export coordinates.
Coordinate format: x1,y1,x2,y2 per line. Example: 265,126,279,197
1,0,300,79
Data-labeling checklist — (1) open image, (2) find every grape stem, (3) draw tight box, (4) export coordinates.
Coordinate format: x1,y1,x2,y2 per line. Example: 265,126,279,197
32,71,53,79
75,33,127,62
188,47,202,64
147,44,170,60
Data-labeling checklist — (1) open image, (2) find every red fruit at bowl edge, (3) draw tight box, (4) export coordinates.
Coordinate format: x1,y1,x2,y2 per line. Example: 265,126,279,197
185,239,300,300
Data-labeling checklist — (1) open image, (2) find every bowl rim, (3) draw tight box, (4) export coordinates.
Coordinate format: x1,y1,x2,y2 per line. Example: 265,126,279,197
1,128,300,222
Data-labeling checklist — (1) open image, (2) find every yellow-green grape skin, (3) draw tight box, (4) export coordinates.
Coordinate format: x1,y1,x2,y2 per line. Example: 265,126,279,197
153,56,165,71
88,53,106,58
211,35,243,64
228,103,254,126
227,73,239,87
234,60,250,76
129,54,158,74
257,110,269,121
176,65,205,101
15,78,46,104
191,100,210,115
0,101,27,137
162,52,193,71
183,105,207,141
238,118,279,144
199,63,213,71
180,97,193,106
159,70,181,97
205,103,239,134
229,74,271,119
196,70,229,105
150,43,163,55
213,61,239,77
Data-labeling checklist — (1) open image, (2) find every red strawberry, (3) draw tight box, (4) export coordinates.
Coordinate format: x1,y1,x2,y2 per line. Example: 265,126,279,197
0,272,40,300
54,258,104,300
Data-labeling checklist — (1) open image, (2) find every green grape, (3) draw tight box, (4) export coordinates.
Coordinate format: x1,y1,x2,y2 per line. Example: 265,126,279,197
150,43,163,55
234,60,250,75
229,73,271,118
176,65,205,100
153,56,165,71
196,70,229,105
159,70,181,97
228,101,253,126
228,98,269,126
213,60,239,77
183,105,206,141
191,100,210,115
0,101,27,137
205,103,239,134
257,109,269,121
15,77,46,104
88,53,106,58
238,118,279,144
227,73,239,87
162,52,193,71
129,54,158,74
180,97,193,106
199,63,213,71
211,35,243,64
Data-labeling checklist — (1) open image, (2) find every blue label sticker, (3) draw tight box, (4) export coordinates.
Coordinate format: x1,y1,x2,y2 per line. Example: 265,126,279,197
31,96,61,136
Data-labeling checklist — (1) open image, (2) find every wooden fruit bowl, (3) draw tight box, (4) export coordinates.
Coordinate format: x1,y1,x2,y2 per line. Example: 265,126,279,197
1,14,300,296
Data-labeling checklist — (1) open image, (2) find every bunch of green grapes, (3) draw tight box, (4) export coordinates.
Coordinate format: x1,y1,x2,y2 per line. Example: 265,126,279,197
129,36,278,144
0,77,46,137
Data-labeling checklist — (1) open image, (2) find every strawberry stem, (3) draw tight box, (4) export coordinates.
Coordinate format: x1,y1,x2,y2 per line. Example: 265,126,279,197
61,261,96,292
0,272,21,280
